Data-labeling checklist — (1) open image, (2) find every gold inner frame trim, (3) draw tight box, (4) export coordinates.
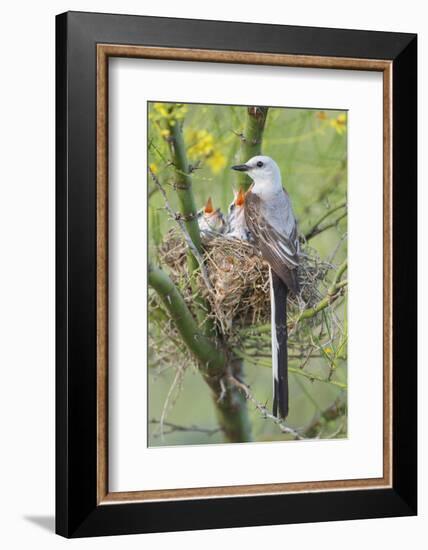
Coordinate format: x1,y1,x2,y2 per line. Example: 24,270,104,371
96,43,393,505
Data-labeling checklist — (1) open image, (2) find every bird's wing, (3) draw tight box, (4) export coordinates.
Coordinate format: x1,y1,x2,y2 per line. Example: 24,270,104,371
245,191,300,293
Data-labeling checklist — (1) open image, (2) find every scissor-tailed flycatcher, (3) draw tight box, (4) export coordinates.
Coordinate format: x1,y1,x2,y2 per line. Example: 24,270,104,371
197,197,227,239
226,188,252,241
232,156,300,418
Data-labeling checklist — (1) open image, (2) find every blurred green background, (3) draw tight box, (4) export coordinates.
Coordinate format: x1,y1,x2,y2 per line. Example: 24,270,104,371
148,103,347,446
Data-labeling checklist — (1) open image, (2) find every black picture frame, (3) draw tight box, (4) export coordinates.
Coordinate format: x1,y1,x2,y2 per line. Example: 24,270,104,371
56,10,417,538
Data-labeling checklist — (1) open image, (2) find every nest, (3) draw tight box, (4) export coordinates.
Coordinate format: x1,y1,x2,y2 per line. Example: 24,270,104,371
157,229,332,336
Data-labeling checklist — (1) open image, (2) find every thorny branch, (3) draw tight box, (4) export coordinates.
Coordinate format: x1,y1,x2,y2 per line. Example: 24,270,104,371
228,375,346,440
232,347,347,389
293,259,347,323
227,375,304,439
304,202,347,241
235,106,269,191
300,397,347,439
150,419,221,438
149,167,214,294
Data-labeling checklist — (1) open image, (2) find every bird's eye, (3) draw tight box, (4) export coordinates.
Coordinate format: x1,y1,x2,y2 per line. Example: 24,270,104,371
256,161,264,167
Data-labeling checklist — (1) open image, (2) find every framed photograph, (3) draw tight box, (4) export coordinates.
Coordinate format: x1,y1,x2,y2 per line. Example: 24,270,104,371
56,11,417,537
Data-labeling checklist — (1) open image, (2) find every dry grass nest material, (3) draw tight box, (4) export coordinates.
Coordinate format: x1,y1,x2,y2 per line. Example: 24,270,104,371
158,229,332,335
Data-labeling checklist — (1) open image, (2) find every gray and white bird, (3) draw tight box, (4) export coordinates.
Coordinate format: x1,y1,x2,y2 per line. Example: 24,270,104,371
232,155,300,418
226,188,252,241
197,197,227,240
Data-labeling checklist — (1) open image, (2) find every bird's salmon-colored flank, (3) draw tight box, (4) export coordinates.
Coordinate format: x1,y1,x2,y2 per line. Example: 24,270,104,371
204,196,214,214
235,188,246,207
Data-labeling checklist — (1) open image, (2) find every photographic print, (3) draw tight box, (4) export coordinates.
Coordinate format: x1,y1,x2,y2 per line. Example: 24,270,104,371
148,102,348,446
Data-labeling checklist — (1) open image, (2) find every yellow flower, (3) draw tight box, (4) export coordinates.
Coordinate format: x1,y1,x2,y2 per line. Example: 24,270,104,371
174,104,188,119
186,129,215,158
330,113,347,135
149,163,158,175
316,111,328,121
206,150,226,174
153,103,169,117
151,102,188,122
185,128,226,174
324,347,333,355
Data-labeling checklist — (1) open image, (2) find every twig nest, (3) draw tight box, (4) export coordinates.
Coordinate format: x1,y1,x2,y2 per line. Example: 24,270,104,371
158,229,332,335
204,238,270,330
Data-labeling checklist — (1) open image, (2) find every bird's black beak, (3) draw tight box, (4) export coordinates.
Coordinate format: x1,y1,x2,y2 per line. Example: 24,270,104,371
231,164,250,172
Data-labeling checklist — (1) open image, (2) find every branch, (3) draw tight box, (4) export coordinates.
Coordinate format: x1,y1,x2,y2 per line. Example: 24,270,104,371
148,263,225,375
236,106,269,191
300,397,347,439
294,277,347,324
161,113,203,254
232,348,347,390
304,203,347,241
228,375,304,439
301,162,346,217
150,419,221,438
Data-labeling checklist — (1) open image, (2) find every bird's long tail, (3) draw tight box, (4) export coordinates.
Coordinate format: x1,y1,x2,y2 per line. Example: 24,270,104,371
269,267,289,419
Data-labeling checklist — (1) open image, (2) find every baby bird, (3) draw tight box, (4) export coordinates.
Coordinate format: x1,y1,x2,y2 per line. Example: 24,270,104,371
226,188,252,241
197,197,227,240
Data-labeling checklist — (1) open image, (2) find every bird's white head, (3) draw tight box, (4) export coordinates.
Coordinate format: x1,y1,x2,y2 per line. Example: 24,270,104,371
231,155,282,196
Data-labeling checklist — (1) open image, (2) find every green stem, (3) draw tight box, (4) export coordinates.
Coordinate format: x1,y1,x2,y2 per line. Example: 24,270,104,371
207,358,253,443
233,348,347,389
334,259,348,283
163,118,202,255
236,106,269,191
295,277,347,323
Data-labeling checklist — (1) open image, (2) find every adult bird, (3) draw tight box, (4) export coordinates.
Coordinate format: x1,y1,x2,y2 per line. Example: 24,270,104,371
197,197,227,240
232,156,300,418
226,188,252,241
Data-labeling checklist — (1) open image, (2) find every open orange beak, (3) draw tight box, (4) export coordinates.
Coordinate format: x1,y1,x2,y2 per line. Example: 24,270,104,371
204,196,214,214
235,188,245,207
